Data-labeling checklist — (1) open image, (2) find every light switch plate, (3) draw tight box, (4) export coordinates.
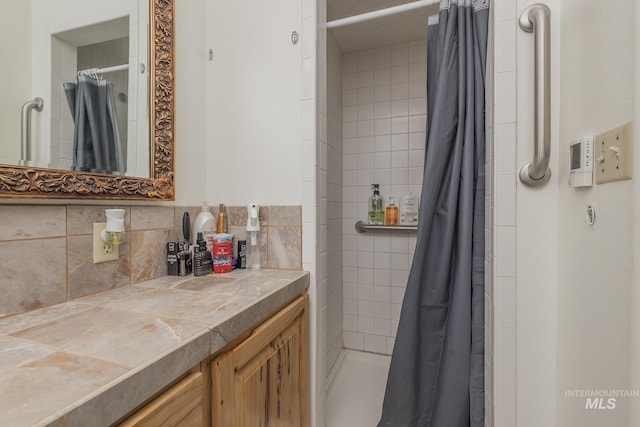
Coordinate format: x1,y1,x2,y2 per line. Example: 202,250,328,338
93,222,119,263
595,121,633,184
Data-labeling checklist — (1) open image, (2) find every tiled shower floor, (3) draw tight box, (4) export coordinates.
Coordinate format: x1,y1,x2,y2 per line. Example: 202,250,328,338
326,350,392,427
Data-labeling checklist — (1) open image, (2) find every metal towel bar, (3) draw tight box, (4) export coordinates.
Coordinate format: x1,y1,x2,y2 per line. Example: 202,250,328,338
519,4,551,186
20,97,44,166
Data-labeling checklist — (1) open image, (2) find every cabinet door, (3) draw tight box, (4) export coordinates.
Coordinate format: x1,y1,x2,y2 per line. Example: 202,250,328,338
212,295,309,427
119,372,204,427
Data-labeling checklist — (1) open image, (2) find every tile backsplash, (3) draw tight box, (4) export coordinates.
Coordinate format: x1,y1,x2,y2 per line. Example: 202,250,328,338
0,204,302,319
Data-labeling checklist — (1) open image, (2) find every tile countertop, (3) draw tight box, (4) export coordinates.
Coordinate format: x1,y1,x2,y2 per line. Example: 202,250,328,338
0,269,309,427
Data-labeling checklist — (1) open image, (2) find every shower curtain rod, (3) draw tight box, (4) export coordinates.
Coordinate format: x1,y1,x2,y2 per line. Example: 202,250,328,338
78,64,129,76
327,0,438,29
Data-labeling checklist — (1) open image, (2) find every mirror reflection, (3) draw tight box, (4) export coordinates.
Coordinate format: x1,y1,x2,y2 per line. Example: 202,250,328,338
1,0,150,178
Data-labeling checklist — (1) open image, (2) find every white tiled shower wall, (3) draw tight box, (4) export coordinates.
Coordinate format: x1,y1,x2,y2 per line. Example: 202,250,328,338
490,0,518,426
341,40,427,355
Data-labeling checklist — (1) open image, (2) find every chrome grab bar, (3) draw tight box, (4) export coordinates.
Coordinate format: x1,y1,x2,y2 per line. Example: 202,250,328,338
519,4,551,187
355,220,418,234
20,97,44,166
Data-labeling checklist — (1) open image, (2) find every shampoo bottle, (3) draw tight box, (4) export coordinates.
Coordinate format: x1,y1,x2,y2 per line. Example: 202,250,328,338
385,196,398,226
400,191,419,225
246,203,261,270
368,184,384,225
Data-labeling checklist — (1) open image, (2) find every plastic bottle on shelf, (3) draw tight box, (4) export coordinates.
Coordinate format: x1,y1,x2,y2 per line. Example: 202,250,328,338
385,196,398,226
400,191,419,225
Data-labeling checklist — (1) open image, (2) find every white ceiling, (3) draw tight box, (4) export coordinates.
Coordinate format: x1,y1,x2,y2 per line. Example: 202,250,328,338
327,0,439,52
54,17,129,48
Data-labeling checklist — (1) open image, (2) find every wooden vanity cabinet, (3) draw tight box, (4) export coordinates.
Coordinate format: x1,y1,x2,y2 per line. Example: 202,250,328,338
118,372,204,427
117,294,308,427
212,295,309,427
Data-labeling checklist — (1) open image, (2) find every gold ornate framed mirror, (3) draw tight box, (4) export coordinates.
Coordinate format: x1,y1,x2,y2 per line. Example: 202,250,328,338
0,0,174,201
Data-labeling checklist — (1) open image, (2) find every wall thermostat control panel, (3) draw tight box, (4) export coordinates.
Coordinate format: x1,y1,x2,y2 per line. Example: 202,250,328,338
569,137,593,187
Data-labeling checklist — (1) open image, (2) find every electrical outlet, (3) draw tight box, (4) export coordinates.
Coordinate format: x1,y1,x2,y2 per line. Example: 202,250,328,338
93,222,119,263
594,122,633,184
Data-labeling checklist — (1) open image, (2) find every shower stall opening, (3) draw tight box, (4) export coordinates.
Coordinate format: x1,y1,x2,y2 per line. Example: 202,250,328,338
323,0,490,425
323,1,438,425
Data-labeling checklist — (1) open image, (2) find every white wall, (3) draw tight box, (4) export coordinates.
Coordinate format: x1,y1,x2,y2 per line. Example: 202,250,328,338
556,0,633,425
204,0,302,206
0,1,31,163
631,2,640,423
174,0,207,205
515,0,560,426
513,0,636,426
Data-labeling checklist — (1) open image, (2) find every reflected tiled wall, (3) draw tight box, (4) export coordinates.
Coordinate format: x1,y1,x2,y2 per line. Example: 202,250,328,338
0,204,302,319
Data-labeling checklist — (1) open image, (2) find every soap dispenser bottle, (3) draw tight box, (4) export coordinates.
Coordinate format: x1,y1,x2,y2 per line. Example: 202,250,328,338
385,196,398,226
246,203,261,270
368,184,384,225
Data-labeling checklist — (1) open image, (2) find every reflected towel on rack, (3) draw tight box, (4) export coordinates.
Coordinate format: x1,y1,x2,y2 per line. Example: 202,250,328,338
63,75,125,174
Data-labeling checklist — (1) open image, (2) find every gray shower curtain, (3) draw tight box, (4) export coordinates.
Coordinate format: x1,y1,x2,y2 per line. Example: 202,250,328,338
378,1,488,426
64,76,125,174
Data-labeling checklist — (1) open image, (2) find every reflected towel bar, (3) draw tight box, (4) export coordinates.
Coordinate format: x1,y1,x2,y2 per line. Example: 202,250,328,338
519,3,552,186
355,220,418,234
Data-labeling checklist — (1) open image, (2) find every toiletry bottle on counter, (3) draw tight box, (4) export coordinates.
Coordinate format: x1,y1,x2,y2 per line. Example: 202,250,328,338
246,203,261,270
193,232,212,276
238,240,247,269
193,202,215,237
178,240,192,276
212,233,233,273
368,184,384,225
217,203,227,233
400,191,419,225
385,196,398,226
167,242,179,276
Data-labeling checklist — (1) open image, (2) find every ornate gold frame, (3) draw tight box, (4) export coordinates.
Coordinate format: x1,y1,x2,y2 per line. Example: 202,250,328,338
0,0,175,201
